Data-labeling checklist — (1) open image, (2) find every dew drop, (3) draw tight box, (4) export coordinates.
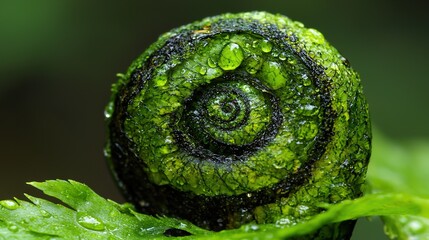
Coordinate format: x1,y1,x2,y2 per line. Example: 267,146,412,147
8,225,18,233
0,200,19,210
301,74,312,86
260,61,288,90
218,43,244,70
109,210,118,218
207,57,217,68
252,40,258,48
271,50,279,58
273,161,287,169
407,220,423,233
77,213,105,231
196,65,207,75
244,55,263,75
326,63,339,78
278,52,287,61
104,102,114,118
276,218,292,227
244,224,259,232
299,104,319,116
40,210,51,218
260,40,272,53
176,177,186,186
287,58,297,65
297,205,310,215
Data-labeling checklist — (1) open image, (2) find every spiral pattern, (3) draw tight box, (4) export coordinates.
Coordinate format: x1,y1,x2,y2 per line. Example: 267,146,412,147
105,12,371,236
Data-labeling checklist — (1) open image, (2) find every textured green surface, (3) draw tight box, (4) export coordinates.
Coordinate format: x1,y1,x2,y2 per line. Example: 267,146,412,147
106,11,371,235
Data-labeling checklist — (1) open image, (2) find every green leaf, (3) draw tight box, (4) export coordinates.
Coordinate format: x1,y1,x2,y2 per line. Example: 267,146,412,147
0,180,208,239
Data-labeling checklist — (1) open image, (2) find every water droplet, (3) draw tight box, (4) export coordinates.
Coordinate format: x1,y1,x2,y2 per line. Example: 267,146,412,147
40,210,51,218
260,61,288,90
287,58,297,65
297,205,310,214
302,74,312,86
341,56,350,67
407,220,423,233
176,177,186,186
77,213,105,231
104,102,114,118
8,225,18,232
164,136,173,144
0,200,19,210
299,104,319,116
252,40,258,48
279,52,287,61
271,51,279,58
326,63,339,78
196,65,207,75
260,40,272,53
109,210,118,218
276,218,292,226
273,161,287,169
207,57,217,68
244,55,263,74
244,224,259,232
218,43,244,70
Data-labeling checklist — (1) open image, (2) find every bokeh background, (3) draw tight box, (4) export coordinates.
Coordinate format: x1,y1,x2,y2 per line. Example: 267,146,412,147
1,0,428,238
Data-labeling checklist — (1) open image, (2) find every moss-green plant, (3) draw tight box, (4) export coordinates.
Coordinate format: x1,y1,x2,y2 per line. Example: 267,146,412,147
105,12,370,238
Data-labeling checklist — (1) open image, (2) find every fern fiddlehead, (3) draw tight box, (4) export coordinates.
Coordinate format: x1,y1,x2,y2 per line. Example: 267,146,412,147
105,12,371,239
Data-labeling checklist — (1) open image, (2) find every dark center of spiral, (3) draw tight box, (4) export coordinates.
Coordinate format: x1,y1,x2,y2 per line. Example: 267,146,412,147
204,88,249,130
173,73,282,160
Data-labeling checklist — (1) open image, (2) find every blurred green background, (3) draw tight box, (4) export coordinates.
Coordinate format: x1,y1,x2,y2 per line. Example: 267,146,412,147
1,0,427,239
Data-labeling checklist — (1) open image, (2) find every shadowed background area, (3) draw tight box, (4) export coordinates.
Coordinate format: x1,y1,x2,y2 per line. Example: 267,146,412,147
1,0,427,239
